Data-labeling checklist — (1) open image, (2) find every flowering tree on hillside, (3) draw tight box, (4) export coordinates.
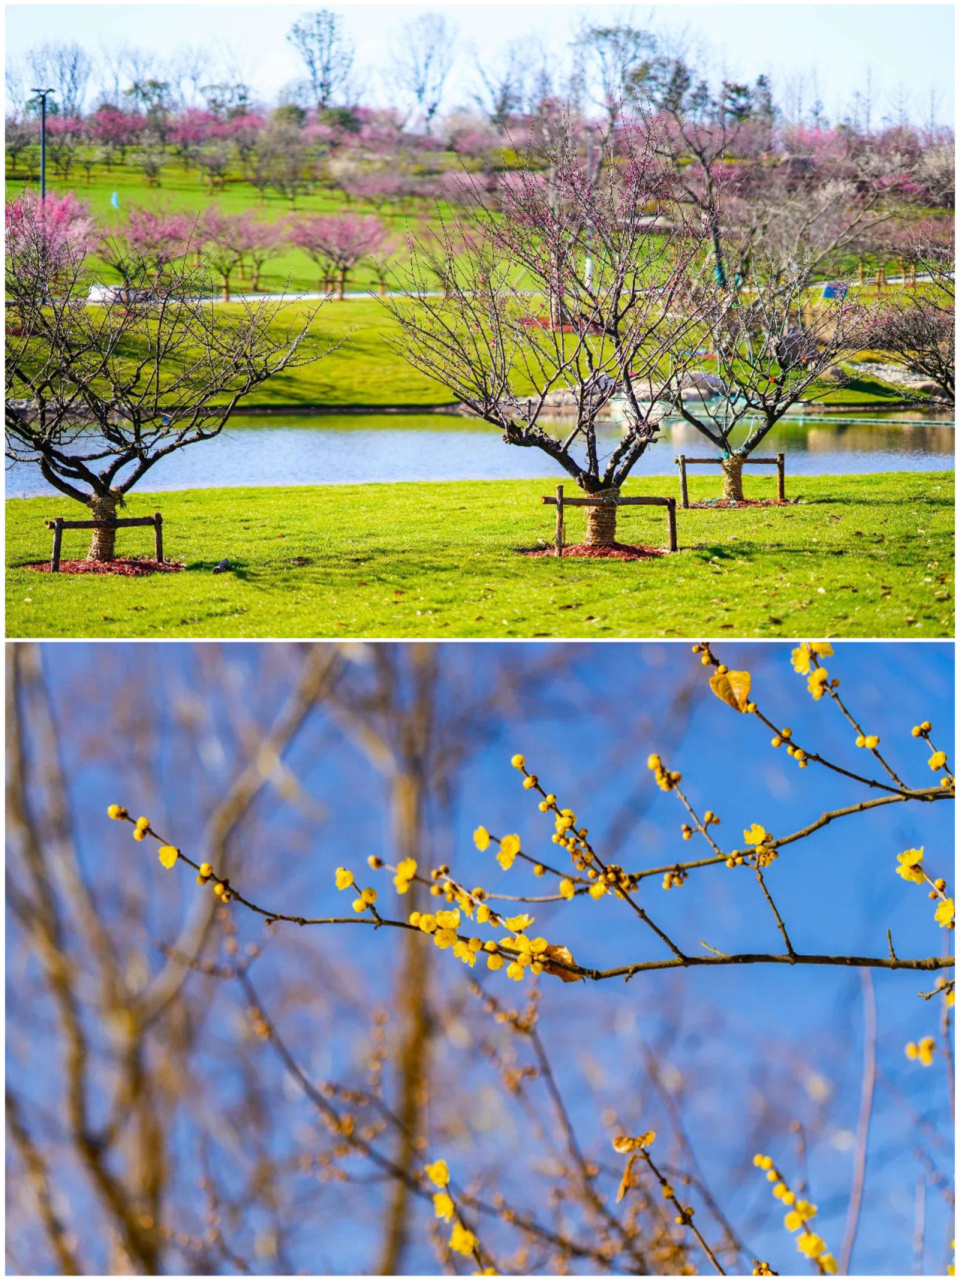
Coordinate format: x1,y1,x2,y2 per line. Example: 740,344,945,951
287,212,386,297
5,191,336,561
97,206,194,286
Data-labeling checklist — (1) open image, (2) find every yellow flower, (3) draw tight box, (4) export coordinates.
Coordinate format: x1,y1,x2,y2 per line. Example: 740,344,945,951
935,898,955,928
135,816,150,830
158,845,179,869
425,1159,449,1187
476,904,491,924
589,882,607,899
453,941,478,966
506,961,524,981
820,1253,838,1275
418,913,437,933
361,887,377,904
743,823,769,847
394,857,417,892
807,667,830,699
107,804,127,820
930,750,948,771
433,1192,455,1223
434,927,458,950
896,848,925,884
510,754,525,770
449,1222,477,1257
796,1232,827,1261
486,953,504,971
791,644,813,675
352,898,366,913
505,913,534,931
436,908,461,929
497,835,521,869
473,827,491,851
335,867,354,891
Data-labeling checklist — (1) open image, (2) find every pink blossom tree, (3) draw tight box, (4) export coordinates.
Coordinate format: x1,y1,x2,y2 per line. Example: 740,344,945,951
231,213,285,291
5,190,98,295
98,206,195,286
287,213,386,297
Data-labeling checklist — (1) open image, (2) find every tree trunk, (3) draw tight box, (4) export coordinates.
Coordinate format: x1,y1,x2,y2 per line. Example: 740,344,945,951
221,274,230,303
87,492,118,562
584,487,620,547
721,456,745,502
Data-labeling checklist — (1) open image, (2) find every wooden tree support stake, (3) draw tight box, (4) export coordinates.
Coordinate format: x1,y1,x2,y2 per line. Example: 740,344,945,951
673,454,787,508
43,513,167,571
540,494,678,554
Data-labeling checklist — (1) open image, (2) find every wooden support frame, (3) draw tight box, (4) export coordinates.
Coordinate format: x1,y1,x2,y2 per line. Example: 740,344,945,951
541,489,678,554
673,454,786,508
44,512,165,572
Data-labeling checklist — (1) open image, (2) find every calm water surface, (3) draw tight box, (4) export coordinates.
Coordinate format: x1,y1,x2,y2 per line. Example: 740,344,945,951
6,412,954,498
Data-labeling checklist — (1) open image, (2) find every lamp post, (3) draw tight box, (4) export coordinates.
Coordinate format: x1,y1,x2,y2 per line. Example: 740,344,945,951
30,87,56,201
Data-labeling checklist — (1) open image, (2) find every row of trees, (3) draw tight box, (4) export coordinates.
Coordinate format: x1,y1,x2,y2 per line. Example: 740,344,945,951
94,203,391,299
9,14,953,136
6,121,955,560
7,96,955,219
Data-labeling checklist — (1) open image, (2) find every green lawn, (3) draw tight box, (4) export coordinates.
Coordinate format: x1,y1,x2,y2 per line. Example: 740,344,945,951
6,471,953,639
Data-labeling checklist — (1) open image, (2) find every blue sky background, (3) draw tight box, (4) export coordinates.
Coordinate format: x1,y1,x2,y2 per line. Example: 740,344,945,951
6,640,955,1274
6,3,955,126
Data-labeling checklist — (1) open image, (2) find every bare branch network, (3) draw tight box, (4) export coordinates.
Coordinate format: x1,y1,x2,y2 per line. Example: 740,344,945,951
112,643,954,987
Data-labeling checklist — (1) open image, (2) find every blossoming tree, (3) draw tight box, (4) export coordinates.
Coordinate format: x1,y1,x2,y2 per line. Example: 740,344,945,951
383,128,714,546
5,192,335,560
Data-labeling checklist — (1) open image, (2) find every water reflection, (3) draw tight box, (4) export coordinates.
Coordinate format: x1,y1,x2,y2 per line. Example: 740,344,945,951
6,413,953,499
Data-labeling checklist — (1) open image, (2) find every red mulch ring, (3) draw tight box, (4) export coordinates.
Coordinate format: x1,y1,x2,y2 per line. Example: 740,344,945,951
519,541,668,560
688,498,793,509
22,557,185,576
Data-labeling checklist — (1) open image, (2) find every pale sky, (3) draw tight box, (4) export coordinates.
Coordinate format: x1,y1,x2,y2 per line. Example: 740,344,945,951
5,3,955,125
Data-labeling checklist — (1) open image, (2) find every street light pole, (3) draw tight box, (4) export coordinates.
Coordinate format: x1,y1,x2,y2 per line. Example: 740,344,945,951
30,87,56,201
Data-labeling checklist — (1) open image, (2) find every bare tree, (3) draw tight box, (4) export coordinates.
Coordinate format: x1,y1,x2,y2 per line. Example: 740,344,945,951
660,261,873,499
286,10,355,114
870,234,955,402
382,127,711,547
26,41,92,117
387,13,457,136
5,192,335,560
575,20,657,138
471,40,528,129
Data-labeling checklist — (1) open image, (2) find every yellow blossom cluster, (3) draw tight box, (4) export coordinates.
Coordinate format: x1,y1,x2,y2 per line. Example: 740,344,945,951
424,1160,479,1260
790,642,838,702
790,641,833,677
334,867,377,915
753,1155,836,1274
393,857,417,893
894,847,955,929
647,752,682,791
662,867,688,890
905,1036,936,1066
768,726,810,769
751,1264,776,1277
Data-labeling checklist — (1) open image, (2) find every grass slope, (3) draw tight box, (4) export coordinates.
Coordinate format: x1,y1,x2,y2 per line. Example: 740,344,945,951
7,472,953,639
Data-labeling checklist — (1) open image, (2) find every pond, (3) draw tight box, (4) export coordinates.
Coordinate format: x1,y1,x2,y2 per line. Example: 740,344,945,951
5,411,954,498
